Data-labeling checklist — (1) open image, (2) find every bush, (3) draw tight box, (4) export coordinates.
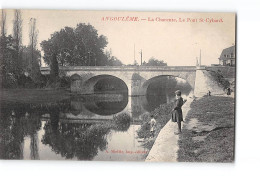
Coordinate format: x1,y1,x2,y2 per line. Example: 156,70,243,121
137,102,174,147
112,113,131,131
1,73,18,88
209,71,230,89
44,75,71,89
59,76,70,88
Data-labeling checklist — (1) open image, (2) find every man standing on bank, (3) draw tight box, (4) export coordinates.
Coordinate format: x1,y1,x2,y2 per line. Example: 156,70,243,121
172,90,185,135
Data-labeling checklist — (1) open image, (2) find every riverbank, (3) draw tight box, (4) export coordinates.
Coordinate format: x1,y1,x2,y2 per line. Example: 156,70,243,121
144,97,193,162
0,89,70,103
178,96,234,162
144,95,234,162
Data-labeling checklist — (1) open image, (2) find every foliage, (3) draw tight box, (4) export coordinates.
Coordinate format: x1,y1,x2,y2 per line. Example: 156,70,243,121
0,35,43,88
137,102,174,149
1,10,7,37
0,35,19,87
21,46,41,71
112,113,131,131
142,57,167,66
13,10,22,48
105,50,123,66
21,46,42,84
50,51,59,81
1,11,43,88
0,89,70,104
27,18,42,83
40,23,109,67
45,75,71,89
208,70,230,90
12,10,23,77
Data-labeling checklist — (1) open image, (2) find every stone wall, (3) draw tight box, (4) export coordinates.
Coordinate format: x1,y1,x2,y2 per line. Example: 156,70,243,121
194,67,226,97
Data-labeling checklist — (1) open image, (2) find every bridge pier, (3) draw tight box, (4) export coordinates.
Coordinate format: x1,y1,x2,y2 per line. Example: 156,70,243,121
124,79,133,97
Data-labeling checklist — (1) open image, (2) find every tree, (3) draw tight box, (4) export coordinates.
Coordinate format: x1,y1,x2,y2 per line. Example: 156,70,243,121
28,18,41,83
105,49,123,66
13,10,22,47
0,10,23,87
107,56,123,66
1,10,7,37
21,46,41,75
0,35,18,87
40,35,59,81
12,9,23,78
41,23,109,67
0,10,7,86
142,57,167,66
50,46,59,80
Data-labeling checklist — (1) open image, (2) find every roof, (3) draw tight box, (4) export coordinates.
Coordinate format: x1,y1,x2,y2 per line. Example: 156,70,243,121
219,45,236,60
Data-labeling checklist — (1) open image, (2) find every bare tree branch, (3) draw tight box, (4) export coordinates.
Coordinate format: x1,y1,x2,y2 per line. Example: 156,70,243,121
1,9,7,37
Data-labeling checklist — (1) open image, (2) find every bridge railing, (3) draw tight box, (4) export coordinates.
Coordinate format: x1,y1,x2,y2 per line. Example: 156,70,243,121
40,66,197,72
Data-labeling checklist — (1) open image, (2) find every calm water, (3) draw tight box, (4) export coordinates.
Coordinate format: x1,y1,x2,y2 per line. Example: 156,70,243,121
0,78,191,161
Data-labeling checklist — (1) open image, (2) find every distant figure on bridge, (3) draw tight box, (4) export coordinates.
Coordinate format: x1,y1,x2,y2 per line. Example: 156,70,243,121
150,115,157,138
227,87,231,95
208,90,211,96
172,90,185,135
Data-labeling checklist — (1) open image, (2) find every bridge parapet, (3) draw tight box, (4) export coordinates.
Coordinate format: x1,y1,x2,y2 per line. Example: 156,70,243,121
40,66,196,74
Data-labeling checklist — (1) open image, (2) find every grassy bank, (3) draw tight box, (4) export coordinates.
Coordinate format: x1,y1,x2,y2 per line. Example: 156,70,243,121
178,96,235,162
137,102,175,151
208,70,231,90
0,89,70,104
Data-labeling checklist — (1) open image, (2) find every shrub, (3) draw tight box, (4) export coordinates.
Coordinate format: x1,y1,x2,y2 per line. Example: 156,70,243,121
112,113,131,131
209,71,230,89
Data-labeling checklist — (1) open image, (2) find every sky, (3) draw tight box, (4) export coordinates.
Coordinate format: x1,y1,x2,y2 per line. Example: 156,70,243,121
2,10,235,66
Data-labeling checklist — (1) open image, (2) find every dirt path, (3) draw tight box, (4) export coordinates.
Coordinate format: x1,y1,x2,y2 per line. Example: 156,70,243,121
145,97,193,162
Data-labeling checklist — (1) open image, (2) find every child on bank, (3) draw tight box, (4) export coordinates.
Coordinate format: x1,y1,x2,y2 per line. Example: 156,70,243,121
150,115,156,138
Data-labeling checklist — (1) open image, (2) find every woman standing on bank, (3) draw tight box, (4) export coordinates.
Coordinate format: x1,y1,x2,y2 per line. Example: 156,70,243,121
172,90,185,135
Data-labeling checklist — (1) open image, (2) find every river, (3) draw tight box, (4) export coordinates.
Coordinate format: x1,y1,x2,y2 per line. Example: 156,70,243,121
0,77,191,161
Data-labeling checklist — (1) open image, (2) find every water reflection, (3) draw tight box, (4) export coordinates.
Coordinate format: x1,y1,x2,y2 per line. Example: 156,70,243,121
0,103,41,159
42,121,111,160
0,77,192,160
70,94,128,116
0,101,136,160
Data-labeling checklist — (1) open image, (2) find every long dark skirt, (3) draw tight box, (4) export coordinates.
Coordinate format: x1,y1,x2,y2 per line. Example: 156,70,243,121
171,109,183,122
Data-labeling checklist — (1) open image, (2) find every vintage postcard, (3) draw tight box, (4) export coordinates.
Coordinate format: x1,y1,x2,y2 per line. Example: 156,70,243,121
0,10,235,162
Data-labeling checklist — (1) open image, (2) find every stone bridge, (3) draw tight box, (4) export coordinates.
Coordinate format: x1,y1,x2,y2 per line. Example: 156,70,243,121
41,66,202,96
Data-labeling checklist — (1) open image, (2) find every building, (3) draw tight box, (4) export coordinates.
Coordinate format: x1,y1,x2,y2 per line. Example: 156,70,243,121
218,45,236,66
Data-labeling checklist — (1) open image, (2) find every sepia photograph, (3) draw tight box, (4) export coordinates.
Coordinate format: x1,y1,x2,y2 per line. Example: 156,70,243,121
0,9,236,162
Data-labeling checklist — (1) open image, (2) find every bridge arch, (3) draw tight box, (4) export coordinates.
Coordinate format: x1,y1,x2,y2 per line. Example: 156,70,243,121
81,74,128,95
141,75,192,96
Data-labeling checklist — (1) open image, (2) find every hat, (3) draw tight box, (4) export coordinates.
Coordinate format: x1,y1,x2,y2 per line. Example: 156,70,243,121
175,90,181,96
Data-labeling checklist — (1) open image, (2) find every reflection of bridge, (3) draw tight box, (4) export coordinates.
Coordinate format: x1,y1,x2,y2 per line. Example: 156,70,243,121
41,66,198,96
41,118,143,125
